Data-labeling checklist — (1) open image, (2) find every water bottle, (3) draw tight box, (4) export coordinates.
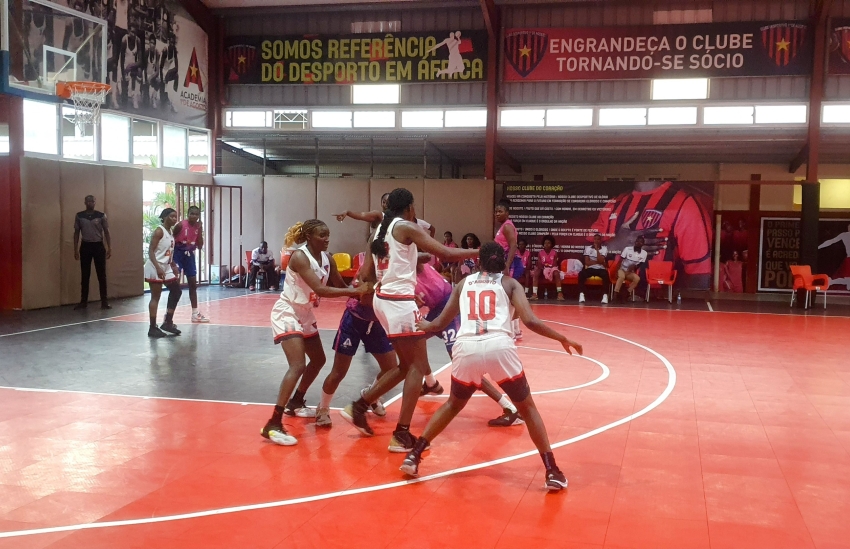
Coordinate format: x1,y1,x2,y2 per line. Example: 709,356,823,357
677,293,682,305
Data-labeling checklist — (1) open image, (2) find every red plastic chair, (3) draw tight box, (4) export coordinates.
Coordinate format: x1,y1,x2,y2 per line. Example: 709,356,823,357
645,261,677,303
790,265,829,309
340,252,362,280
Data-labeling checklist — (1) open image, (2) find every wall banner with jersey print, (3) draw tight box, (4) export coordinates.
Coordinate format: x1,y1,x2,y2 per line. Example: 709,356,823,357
758,218,850,293
68,0,208,127
501,181,715,290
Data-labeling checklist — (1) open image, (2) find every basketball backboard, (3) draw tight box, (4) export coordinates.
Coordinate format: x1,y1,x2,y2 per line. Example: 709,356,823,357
2,0,107,97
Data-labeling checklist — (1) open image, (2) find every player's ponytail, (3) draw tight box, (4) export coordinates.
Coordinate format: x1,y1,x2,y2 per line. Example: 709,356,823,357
370,188,414,259
479,242,506,274
284,219,326,248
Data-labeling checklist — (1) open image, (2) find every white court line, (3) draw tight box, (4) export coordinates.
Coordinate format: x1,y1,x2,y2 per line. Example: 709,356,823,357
0,321,675,539
706,302,714,312
0,292,264,339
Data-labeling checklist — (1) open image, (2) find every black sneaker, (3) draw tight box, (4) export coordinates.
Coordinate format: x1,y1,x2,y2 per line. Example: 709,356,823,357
284,396,316,418
400,452,421,477
160,322,181,335
148,325,167,338
488,409,525,427
260,420,297,446
73,302,87,310
420,381,445,396
545,468,568,492
339,401,374,436
389,429,419,453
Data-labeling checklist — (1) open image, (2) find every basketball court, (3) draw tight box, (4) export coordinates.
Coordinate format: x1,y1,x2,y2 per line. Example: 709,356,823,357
1,289,849,549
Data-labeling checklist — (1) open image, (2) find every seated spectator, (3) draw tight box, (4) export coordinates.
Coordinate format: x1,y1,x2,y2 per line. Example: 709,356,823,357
531,235,564,301
249,241,277,291
614,235,647,302
578,233,610,304
458,233,480,281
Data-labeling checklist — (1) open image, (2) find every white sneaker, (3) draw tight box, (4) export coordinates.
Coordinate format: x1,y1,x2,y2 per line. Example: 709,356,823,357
315,408,332,427
601,294,609,304
361,387,386,416
295,407,316,418
191,312,210,323
578,293,586,303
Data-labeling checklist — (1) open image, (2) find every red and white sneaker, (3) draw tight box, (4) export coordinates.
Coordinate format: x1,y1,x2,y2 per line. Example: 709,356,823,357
191,312,210,323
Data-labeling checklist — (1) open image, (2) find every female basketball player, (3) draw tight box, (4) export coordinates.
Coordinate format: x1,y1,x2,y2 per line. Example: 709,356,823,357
494,198,525,338
172,206,208,323
340,188,477,453
400,243,582,492
261,219,370,446
144,208,182,338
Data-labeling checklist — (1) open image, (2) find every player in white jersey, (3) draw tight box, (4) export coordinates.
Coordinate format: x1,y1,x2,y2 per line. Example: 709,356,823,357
399,242,583,492
333,192,437,237
144,208,182,338
340,188,477,453
261,219,370,447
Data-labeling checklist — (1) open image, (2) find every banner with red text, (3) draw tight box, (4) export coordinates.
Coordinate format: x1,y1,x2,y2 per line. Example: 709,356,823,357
504,21,812,81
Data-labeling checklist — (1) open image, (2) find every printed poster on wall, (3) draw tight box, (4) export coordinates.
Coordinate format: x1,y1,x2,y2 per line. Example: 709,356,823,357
829,19,850,74
759,218,850,293
66,0,208,127
502,181,714,290
503,21,812,81
224,31,488,84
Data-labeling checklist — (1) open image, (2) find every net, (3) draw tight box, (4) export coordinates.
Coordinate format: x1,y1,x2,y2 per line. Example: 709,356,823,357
55,81,111,132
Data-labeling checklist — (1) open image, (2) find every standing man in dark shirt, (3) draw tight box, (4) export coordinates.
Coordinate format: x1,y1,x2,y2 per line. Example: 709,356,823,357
73,195,112,310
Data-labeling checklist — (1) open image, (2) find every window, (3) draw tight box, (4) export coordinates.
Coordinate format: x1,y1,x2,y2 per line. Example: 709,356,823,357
823,104,850,123
228,110,272,128
133,119,158,166
23,99,58,154
401,110,443,128
351,20,401,33
648,106,698,125
189,130,210,173
352,84,400,104
754,105,807,124
101,113,131,162
312,111,353,128
274,110,308,130
500,109,545,128
599,108,646,126
61,106,95,160
353,111,396,128
0,124,10,154
163,125,187,169
651,78,709,100
444,109,487,128
546,108,593,127
704,106,753,125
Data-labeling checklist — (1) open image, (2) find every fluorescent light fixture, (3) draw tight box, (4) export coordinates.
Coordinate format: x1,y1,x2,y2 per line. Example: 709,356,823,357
546,108,593,127
444,109,487,128
598,108,646,126
823,104,850,123
651,78,709,100
648,106,698,125
401,110,444,128
312,111,353,128
353,110,396,128
230,110,271,128
500,109,545,127
352,84,400,104
755,105,807,124
704,106,753,125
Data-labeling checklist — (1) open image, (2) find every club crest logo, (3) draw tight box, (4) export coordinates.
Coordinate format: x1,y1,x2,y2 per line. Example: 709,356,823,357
761,23,807,66
183,48,204,91
640,209,663,229
504,30,548,77
834,26,850,64
226,45,258,80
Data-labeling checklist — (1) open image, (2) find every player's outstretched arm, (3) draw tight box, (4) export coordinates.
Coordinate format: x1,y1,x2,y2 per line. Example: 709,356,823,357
400,223,477,263
417,281,463,333
818,235,844,249
333,210,382,224
503,277,582,355
289,250,370,299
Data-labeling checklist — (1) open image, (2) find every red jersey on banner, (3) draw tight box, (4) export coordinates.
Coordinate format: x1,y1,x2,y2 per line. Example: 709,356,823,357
590,181,713,276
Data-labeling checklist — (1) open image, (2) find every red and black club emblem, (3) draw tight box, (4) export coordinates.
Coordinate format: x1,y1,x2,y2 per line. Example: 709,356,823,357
226,45,257,79
505,30,548,78
761,23,807,67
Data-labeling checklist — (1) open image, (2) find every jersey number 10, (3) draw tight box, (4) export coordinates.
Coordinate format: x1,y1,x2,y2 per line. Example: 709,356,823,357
467,290,496,335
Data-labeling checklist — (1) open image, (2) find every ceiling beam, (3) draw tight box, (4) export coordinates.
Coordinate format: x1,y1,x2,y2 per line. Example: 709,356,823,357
789,143,809,173
220,142,286,172
496,143,521,174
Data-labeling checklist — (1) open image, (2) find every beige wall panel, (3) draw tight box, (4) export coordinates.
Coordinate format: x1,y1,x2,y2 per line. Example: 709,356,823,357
316,179,370,257
761,185,796,211
104,166,144,299
369,179,425,221
20,158,62,309
717,184,751,211
423,179,495,248
60,162,106,305
263,177,317,261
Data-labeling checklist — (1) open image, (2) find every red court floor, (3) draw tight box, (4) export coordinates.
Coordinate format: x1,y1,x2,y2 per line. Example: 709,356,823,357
1,295,849,549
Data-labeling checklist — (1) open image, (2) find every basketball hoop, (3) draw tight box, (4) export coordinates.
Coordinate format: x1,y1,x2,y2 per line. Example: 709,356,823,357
55,81,111,132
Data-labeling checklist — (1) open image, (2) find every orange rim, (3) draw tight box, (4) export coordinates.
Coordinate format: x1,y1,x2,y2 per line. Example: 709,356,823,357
55,81,111,99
